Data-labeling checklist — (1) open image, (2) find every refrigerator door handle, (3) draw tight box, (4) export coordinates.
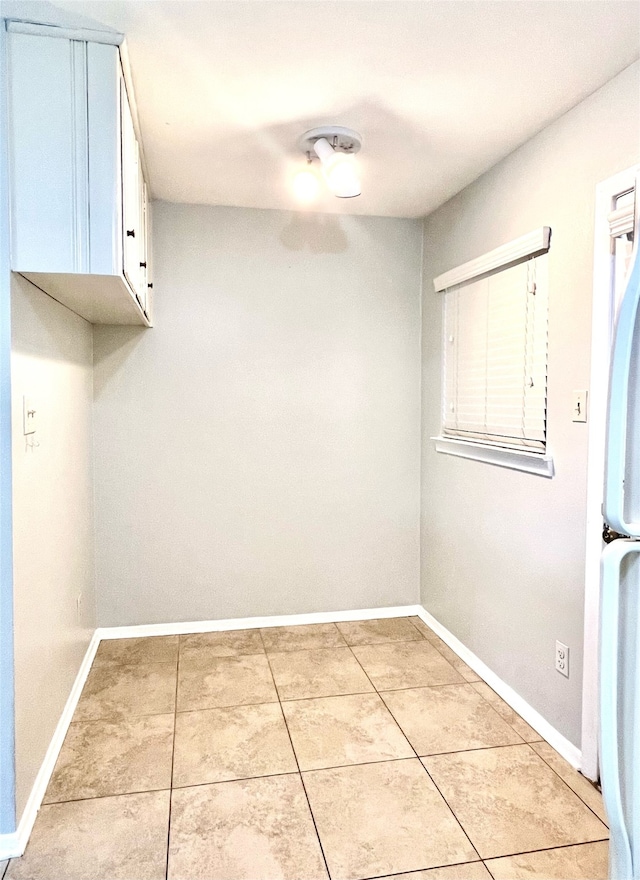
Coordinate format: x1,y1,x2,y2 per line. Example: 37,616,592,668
605,227,640,537
600,538,638,880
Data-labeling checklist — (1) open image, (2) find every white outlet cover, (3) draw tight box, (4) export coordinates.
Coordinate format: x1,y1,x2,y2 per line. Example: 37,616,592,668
555,640,570,677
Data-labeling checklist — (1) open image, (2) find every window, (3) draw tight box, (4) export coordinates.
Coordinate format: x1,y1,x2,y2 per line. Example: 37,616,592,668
610,188,635,320
433,227,553,477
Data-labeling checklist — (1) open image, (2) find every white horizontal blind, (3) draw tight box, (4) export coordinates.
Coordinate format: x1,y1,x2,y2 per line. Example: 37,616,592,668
443,255,548,451
608,188,635,238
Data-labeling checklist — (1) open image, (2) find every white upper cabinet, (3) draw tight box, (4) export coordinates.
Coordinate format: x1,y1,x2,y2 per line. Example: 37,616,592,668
7,23,152,326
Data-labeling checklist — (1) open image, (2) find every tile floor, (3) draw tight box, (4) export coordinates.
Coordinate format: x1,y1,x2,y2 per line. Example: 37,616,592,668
3,616,609,880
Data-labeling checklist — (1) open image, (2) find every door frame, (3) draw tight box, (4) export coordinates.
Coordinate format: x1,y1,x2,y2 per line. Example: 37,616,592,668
0,18,17,840
581,164,639,781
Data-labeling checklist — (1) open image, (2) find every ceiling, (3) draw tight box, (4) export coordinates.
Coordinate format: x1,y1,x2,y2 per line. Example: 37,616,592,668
4,1,640,217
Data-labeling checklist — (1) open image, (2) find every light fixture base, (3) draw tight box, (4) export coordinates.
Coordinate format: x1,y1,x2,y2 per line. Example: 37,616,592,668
298,126,362,156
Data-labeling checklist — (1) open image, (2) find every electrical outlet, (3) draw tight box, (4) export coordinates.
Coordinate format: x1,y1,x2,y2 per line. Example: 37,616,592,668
555,641,569,677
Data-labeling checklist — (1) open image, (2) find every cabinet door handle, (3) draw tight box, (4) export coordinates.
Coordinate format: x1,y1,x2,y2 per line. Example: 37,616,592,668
126,229,135,237
148,283,153,289
140,261,147,268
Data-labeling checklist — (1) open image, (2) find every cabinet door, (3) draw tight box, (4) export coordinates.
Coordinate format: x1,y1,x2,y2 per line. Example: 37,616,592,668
9,33,89,273
120,79,143,299
140,181,153,318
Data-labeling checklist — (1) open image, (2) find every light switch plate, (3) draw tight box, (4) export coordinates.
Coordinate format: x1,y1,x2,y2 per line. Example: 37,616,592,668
23,396,38,435
572,390,587,423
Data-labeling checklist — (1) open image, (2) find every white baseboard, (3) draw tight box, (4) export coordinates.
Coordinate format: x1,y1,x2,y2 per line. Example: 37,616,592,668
96,604,423,640
415,606,582,769
0,631,101,861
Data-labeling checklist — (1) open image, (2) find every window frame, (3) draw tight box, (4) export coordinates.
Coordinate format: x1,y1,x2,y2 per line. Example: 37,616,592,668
432,227,555,478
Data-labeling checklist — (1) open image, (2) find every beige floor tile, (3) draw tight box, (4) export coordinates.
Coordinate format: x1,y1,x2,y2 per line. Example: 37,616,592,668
531,741,608,825
261,623,346,652
430,644,481,683
381,685,523,755
423,745,608,859
409,617,442,642
269,646,374,700
168,774,327,880
179,629,264,658
379,863,492,880
74,662,177,721
177,653,277,711
486,841,609,880
0,862,7,878
336,617,423,646
173,703,297,787
470,682,543,742
44,714,174,803
352,641,464,690
5,791,169,880
93,635,179,667
303,759,478,880
282,693,413,770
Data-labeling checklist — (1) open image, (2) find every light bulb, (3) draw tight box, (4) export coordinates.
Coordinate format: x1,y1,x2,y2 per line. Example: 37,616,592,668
292,166,320,203
312,137,361,198
323,153,361,198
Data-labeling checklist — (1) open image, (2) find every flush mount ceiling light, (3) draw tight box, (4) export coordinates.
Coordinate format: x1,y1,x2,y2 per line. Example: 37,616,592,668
294,126,362,200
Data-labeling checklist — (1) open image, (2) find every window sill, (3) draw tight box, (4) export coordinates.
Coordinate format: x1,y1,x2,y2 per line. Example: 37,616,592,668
433,437,555,478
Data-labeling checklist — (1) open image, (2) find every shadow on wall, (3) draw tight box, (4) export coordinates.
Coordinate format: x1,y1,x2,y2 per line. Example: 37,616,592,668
92,326,147,398
11,273,92,365
279,212,349,254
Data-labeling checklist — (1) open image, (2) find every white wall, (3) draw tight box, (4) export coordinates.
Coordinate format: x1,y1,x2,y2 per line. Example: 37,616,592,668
93,205,422,626
420,62,640,748
11,275,95,816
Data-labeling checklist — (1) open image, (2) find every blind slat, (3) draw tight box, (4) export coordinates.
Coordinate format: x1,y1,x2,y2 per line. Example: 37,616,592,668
443,255,548,451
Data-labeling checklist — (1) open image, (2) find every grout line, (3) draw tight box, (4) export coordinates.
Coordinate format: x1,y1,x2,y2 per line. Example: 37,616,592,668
171,770,300,792
179,649,266,660
260,629,333,880
164,649,180,880
299,757,420,777
344,646,479,863
175,699,281,714
261,623,349,653
280,688,374,702
40,786,172,807
358,859,485,880
481,838,610,863
376,681,490,694
354,638,485,865
340,637,425,649
522,742,609,829
345,837,611,880
412,742,527,759
71,707,178,724
351,642,485,866
90,657,180,671
484,858,498,880
419,761,482,862
263,635,426,655
65,709,177,726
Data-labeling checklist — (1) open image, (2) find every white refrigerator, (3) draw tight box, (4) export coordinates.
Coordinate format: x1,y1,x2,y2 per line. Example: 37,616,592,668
601,222,640,880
